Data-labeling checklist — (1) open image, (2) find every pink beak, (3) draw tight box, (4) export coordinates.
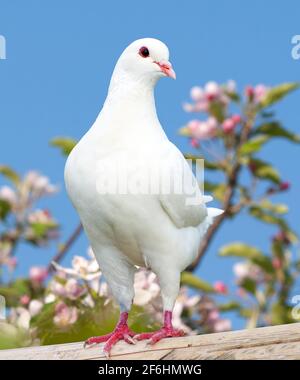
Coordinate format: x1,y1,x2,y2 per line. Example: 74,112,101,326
155,60,176,79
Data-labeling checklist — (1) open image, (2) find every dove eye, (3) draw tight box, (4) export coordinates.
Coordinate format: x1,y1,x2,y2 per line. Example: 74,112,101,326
139,46,150,58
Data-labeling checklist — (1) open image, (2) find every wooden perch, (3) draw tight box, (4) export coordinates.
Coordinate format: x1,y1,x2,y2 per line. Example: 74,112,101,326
1,322,300,360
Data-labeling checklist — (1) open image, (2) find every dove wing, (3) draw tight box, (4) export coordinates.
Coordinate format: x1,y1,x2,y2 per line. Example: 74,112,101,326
157,143,208,228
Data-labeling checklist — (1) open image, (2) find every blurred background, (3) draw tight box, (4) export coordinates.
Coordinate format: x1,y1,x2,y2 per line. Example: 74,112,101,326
0,0,299,348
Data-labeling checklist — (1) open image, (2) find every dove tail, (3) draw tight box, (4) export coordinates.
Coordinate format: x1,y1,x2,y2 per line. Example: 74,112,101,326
197,207,223,237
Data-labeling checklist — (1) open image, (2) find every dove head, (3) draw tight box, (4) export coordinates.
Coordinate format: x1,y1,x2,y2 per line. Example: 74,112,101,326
110,38,176,91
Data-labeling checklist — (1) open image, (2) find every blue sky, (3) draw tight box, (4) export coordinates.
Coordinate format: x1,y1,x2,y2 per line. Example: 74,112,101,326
0,1,299,329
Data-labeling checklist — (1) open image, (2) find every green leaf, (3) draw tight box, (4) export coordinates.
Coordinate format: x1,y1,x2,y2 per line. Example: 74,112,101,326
50,137,77,156
219,242,263,260
249,206,288,228
255,122,300,143
240,277,257,294
0,199,11,220
30,221,58,238
0,279,32,307
259,199,288,214
218,301,241,312
221,241,274,274
0,165,20,185
252,256,274,274
259,82,299,108
209,101,226,123
239,135,269,155
180,271,216,293
248,158,281,184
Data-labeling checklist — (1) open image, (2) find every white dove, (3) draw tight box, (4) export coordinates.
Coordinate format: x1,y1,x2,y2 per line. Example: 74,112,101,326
65,38,223,356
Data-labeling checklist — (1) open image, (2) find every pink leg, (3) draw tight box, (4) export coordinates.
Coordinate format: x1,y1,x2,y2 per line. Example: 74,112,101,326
84,312,136,357
135,310,185,344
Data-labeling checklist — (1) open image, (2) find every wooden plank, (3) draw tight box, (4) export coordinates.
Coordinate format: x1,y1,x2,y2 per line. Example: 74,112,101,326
0,322,300,360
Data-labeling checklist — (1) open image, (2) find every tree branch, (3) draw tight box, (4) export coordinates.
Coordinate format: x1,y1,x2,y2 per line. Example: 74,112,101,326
47,223,83,274
187,118,254,272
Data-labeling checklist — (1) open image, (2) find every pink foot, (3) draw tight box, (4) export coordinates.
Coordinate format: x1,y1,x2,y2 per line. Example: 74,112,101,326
135,311,185,344
84,312,136,357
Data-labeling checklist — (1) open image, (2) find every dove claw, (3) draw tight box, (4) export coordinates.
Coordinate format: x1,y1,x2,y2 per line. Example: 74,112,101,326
84,312,137,357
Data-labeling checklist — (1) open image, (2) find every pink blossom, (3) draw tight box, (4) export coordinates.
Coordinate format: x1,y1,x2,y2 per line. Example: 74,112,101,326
190,138,200,148
134,270,160,306
214,281,228,294
27,209,54,224
64,279,86,300
205,81,220,97
20,295,30,306
190,86,204,101
29,266,48,284
245,84,269,103
188,117,217,140
279,181,290,191
213,318,231,332
0,186,17,206
254,84,268,102
272,257,282,270
233,261,262,283
24,171,57,196
231,114,242,124
222,118,236,134
225,80,237,93
53,302,78,327
245,85,255,99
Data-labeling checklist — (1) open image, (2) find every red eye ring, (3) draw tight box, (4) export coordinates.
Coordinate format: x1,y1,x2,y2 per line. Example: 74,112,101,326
139,46,150,58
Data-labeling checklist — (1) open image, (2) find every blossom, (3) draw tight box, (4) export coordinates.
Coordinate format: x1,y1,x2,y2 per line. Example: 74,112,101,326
190,138,200,149
205,306,231,332
54,278,86,300
29,300,43,317
0,186,17,206
172,287,200,332
24,171,57,197
213,318,231,332
214,281,228,294
272,257,282,270
205,81,221,99
20,295,30,306
225,80,237,94
233,261,263,283
53,302,78,327
254,84,268,102
9,307,31,330
29,266,48,284
52,253,100,282
245,84,269,103
222,118,236,134
187,117,217,140
279,181,290,191
222,114,241,134
190,86,204,101
134,269,160,306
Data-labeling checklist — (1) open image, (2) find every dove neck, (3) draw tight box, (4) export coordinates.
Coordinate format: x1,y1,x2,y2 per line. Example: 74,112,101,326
102,70,158,119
